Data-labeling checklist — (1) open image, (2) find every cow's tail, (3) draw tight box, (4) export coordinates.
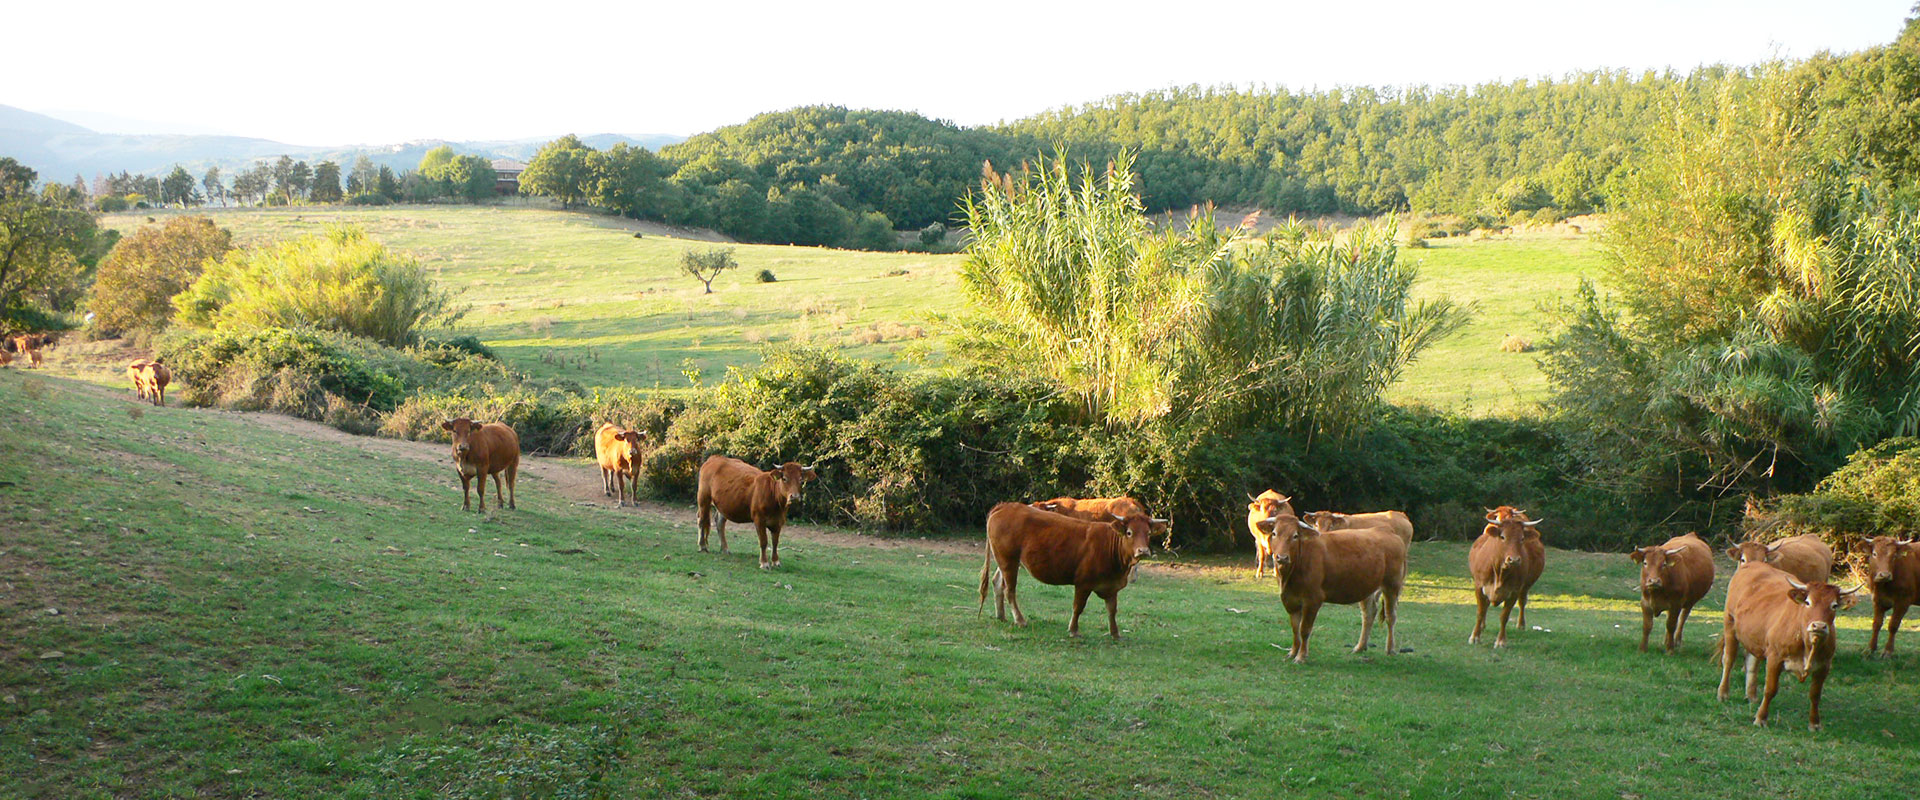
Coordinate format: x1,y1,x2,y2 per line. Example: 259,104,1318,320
978,540,995,614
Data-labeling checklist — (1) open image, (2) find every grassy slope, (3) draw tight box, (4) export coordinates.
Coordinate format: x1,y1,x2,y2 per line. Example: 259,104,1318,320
105,207,1596,414
5,370,1918,798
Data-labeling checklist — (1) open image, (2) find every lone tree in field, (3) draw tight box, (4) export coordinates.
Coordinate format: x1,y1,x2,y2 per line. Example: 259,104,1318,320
680,247,738,293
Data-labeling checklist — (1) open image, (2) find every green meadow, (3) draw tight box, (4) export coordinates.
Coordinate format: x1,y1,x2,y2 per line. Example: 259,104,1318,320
5,369,1919,798
103,206,1598,414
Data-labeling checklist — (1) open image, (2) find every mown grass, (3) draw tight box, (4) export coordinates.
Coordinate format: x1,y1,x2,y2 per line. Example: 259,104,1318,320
5,369,1918,798
104,207,1597,414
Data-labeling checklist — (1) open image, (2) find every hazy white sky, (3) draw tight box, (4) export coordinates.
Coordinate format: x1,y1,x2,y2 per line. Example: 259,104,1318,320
5,0,1913,145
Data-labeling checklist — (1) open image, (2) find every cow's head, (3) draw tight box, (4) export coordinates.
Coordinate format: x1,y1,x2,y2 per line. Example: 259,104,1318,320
1109,511,1166,559
1784,577,1861,645
1302,510,1343,532
441,418,482,457
615,428,647,460
1725,540,1781,565
1033,497,1076,514
1859,536,1917,585
1629,542,1691,592
1261,512,1319,574
1483,509,1542,579
768,462,818,502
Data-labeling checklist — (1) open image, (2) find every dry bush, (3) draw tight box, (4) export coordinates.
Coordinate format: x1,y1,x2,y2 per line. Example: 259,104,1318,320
528,316,555,336
1499,334,1533,353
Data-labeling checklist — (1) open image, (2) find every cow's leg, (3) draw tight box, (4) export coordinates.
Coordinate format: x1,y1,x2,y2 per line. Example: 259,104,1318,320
460,473,473,511
1676,604,1694,643
1494,598,1515,648
1255,541,1269,577
504,464,516,510
1354,591,1377,653
1381,588,1399,653
1517,594,1528,627
768,523,782,568
1285,607,1303,660
1100,589,1120,640
1068,585,1091,637
1639,605,1655,653
715,516,728,553
1807,668,1829,731
994,570,1008,621
1755,656,1785,726
1744,653,1759,702
1470,587,1489,645
602,468,611,497
1870,602,1888,655
1716,626,1738,702
491,471,506,510
617,469,629,506
1004,569,1027,626
1663,609,1681,654
697,498,711,552
628,468,641,508
754,521,770,569
1887,602,1909,655
1296,604,1319,664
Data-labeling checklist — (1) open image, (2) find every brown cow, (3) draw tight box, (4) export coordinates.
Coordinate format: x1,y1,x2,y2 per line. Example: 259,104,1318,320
593,423,647,507
11,334,45,368
696,456,817,569
1261,511,1406,663
1031,495,1149,520
126,360,171,406
1726,534,1833,584
1628,532,1715,653
1245,490,1293,577
1301,509,1414,548
1468,506,1545,647
978,501,1162,638
1858,536,1920,657
126,359,151,399
0,346,12,367
441,418,519,512
1716,562,1861,729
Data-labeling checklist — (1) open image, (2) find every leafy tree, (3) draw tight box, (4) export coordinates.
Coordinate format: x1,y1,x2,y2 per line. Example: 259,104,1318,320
174,225,454,345
271,155,296,202
445,155,495,202
346,156,377,197
679,247,738,293
310,161,343,203
375,165,400,201
288,161,313,201
88,216,232,335
0,158,101,320
519,134,594,208
161,166,200,207
202,166,225,207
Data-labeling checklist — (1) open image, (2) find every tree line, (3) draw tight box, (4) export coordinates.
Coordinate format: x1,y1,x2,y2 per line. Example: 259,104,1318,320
79,146,503,212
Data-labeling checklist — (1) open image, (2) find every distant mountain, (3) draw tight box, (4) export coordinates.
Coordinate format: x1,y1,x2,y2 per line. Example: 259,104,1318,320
0,105,683,182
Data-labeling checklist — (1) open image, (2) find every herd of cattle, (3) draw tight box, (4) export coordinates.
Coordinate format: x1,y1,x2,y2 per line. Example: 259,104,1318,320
80,357,1920,733
1,332,53,368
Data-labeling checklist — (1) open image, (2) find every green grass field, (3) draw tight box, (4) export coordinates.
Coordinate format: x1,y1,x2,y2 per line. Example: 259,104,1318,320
6,369,1918,798
103,207,1598,414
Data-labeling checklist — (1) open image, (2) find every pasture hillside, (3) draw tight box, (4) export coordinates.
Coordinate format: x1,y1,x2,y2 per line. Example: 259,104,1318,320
4,369,1919,797
103,206,1596,415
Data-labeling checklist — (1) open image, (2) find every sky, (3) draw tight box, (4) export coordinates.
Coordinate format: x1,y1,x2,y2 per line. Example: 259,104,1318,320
5,0,1913,146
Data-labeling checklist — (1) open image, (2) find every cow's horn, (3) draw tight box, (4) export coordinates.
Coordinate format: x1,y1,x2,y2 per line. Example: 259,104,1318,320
1296,519,1319,533
801,464,815,471
1522,518,1544,527
1150,517,1169,524
1111,512,1126,520
1899,538,1914,546
1275,494,1290,503
1765,541,1783,552
1664,545,1688,556
1248,492,1257,502
1839,583,1864,597
1784,576,1809,590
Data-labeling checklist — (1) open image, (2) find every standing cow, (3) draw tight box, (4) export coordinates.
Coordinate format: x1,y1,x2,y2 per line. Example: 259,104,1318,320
441,418,520,512
593,423,647,507
696,456,817,569
1629,532,1715,653
1468,506,1545,648
127,360,170,406
1858,536,1920,657
1717,561,1860,729
979,501,1163,639
1031,495,1150,520
1245,491,1293,577
1262,511,1406,663
11,334,46,368
1726,535,1833,583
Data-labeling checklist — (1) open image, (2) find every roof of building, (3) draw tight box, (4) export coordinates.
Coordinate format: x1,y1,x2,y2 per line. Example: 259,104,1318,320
490,158,528,173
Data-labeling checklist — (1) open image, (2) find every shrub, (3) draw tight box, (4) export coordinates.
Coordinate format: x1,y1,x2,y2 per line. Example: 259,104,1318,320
756,269,777,283
88,216,232,337
174,225,455,346
1754,438,1920,557
919,222,947,246
155,326,518,419
96,195,130,212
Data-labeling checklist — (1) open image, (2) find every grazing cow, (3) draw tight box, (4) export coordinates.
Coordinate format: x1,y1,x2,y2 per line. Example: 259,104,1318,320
1726,534,1833,584
1245,490,1294,576
1031,495,1149,520
1629,532,1715,653
1261,511,1406,663
978,501,1163,638
440,418,519,512
11,334,45,368
1301,509,1414,548
1858,536,1920,656
126,360,171,406
593,423,647,507
1468,506,1546,647
1716,562,1861,729
696,456,817,569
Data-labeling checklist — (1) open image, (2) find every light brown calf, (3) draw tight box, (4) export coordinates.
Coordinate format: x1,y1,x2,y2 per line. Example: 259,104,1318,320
1726,534,1832,584
1717,562,1860,729
593,423,646,507
1245,490,1293,577
1858,536,1920,656
1628,532,1714,653
696,456,817,569
11,334,46,368
126,360,171,406
441,418,520,512
1301,509,1414,547
979,502,1161,639
1261,511,1406,663
1468,506,1545,648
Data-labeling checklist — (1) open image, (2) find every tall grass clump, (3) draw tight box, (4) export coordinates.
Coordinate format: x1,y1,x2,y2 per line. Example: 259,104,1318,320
173,225,456,346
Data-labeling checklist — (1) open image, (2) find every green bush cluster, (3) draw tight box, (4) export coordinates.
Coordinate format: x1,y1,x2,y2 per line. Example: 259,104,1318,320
1754,438,1920,557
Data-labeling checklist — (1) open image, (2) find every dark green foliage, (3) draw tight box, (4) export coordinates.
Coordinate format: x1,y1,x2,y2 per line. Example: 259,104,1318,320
679,247,737,293
755,269,776,283
1754,438,1920,555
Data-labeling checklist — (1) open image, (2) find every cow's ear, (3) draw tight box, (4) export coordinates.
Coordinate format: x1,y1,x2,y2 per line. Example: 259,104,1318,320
1629,549,1647,564
440,420,455,431
1838,586,1863,610
1149,518,1170,534
1725,546,1742,562
1787,587,1810,606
